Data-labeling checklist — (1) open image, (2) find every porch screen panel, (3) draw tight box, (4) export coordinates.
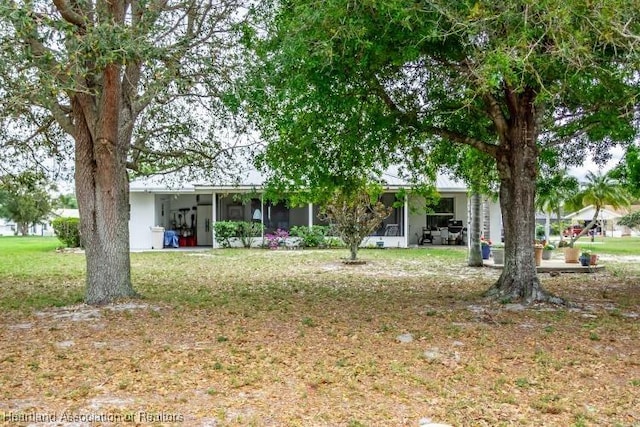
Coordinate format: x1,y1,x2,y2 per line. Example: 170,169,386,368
426,197,455,228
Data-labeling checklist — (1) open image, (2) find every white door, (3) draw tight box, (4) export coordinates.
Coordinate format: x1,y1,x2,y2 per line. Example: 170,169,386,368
197,205,213,246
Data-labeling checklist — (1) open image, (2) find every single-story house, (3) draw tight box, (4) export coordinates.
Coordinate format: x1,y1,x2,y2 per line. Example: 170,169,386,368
128,172,502,250
0,208,79,237
562,205,639,237
0,218,16,236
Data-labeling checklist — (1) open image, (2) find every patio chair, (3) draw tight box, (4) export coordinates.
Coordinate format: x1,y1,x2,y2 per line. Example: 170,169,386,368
384,224,400,236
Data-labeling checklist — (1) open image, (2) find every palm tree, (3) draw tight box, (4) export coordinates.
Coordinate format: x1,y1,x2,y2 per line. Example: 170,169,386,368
567,171,632,247
468,192,483,267
535,171,579,241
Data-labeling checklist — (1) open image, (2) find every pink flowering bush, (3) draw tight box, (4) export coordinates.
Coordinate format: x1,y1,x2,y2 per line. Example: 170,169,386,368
265,229,289,249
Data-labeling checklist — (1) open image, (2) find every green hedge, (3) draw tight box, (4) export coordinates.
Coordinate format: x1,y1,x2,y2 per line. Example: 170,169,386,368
289,225,331,247
51,217,82,248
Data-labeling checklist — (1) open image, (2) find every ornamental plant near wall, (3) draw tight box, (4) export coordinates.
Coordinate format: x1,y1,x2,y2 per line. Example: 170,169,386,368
265,229,289,249
213,221,238,248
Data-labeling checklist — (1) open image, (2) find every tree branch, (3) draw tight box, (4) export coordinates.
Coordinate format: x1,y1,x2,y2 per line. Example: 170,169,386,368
483,91,509,138
370,76,499,158
52,0,86,28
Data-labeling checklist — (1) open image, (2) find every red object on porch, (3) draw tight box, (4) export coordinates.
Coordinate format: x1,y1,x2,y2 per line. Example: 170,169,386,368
187,236,196,246
179,236,187,247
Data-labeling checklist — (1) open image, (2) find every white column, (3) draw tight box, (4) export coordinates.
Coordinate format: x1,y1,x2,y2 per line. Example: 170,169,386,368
467,195,471,250
261,194,265,239
403,195,409,248
308,203,313,229
488,199,502,244
212,192,217,248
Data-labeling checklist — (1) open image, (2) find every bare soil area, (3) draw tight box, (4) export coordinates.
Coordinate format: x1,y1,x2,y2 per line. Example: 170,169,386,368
1,249,639,426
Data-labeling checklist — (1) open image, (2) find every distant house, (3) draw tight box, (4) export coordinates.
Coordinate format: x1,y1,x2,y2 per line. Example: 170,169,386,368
562,205,640,237
0,208,79,237
0,218,16,236
128,172,503,250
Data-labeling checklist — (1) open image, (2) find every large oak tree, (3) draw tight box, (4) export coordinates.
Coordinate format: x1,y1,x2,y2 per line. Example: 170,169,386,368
0,0,248,304
240,0,640,303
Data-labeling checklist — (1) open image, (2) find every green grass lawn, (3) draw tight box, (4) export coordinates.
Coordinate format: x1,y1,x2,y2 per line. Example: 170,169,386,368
568,235,640,255
0,235,638,311
0,236,639,425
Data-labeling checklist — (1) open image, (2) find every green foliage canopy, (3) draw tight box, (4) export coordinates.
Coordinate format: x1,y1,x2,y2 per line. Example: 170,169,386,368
618,210,640,230
0,0,250,180
0,171,55,235
239,0,640,302
241,0,639,183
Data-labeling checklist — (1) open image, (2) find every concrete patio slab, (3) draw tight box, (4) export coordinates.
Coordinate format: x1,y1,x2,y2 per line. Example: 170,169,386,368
484,258,605,273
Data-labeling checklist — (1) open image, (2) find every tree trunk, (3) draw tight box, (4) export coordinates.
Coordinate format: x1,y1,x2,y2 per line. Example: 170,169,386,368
349,243,358,260
487,92,561,304
468,192,483,266
73,64,136,305
18,222,29,236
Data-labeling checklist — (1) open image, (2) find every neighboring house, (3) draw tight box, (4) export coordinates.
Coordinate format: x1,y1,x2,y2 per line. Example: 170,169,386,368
129,172,503,250
0,218,16,236
0,208,80,237
562,205,640,237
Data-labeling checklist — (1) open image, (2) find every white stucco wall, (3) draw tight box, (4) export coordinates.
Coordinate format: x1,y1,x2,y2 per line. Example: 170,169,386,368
488,199,503,244
129,192,156,250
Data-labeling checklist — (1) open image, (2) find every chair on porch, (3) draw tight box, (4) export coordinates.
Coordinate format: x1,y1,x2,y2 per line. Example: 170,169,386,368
419,227,433,245
384,224,400,236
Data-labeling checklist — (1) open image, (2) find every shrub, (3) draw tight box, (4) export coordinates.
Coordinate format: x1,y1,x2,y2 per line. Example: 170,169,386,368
265,228,289,249
51,217,81,248
289,225,330,247
324,236,346,248
236,221,263,248
213,221,238,248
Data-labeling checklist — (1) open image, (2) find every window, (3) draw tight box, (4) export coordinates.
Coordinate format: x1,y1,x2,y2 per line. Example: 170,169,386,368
427,197,454,228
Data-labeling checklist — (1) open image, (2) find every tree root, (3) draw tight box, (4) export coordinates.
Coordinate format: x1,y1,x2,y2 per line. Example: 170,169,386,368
484,282,573,307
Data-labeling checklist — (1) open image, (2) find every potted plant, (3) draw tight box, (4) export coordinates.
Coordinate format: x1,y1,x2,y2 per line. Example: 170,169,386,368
481,238,492,260
579,250,591,266
563,242,580,264
492,243,504,264
534,243,544,266
542,243,555,260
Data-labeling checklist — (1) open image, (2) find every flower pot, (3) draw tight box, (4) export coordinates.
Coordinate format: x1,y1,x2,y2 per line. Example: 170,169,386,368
493,249,504,264
579,256,590,266
564,247,580,264
590,254,598,265
534,246,543,266
481,245,491,260
542,249,553,260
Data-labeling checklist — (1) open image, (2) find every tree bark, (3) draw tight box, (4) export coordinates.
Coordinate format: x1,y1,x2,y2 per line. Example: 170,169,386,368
487,90,562,304
349,243,358,260
468,192,483,266
73,64,136,305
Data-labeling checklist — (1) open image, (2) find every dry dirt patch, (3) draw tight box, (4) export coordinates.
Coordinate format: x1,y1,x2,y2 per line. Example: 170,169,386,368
1,254,639,426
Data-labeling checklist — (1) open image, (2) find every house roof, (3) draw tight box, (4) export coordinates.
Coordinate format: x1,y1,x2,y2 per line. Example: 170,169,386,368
562,205,633,221
52,209,80,218
130,168,468,193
